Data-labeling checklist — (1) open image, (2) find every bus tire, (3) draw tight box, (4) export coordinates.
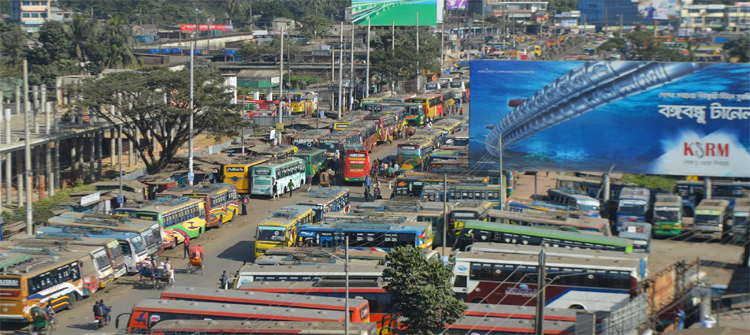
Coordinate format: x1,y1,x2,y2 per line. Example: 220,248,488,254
569,304,585,310
66,293,77,310
217,217,223,229
230,210,236,222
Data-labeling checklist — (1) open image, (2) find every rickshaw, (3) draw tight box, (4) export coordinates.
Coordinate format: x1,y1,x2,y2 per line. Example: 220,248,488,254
30,306,54,335
136,260,174,289
319,171,331,187
187,245,205,275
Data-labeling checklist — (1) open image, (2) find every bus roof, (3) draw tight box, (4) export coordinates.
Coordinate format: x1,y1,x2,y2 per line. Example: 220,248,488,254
238,279,387,292
185,183,235,197
301,187,349,201
619,187,650,200
160,286,367,310
123,196,202,213
299,221,427,232
263,246,387,262
696,199,730,210
447,316,575,333
455,251,641,270
463,221,632,247
293,149,326,157
39,226,139,240
53,212,154,228
320,132,358,141
467,242,645,262
410,93,442,100
0,253,75,275
132,299,346,322
293,129,330,139
488,210,608,231
398,140,433,148
149,320,377,335
226,157,269,167
463,303,584,322
25,232,118,247
734,198,750,210
381,93,416,102
344,143,367,152
254,158,303,168
237,262,386,277
262,205,314,225
453,200,493,211
654,194,683,207
0,252,32,269
251,145,297,155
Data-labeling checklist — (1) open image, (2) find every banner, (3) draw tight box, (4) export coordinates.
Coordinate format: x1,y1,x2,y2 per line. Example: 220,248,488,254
180,24,234,32
469,60,750,177
447,0,468,9
636,0,683,20
350,0,441,26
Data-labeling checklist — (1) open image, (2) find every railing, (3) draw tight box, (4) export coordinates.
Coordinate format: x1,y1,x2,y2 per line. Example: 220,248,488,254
600,294,649,335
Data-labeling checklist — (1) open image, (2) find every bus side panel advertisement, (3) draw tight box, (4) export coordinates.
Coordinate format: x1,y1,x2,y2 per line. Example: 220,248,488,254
469,60,750,177
350,0,442,26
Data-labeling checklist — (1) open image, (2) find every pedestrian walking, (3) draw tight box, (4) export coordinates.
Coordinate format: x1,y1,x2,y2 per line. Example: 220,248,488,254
287,179,294,197
272,181,279,200
219,271,230,289
182,236,191,259
241,196,248,215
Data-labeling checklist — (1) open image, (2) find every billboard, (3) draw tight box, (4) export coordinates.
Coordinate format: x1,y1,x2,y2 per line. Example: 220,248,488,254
180,24,234,32
447,0,468,10
469,60,750,177
350,0,442,26
636,0,683,20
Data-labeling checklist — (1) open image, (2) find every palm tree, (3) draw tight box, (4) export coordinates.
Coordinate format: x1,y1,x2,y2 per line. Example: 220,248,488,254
103,16,137,69
70,14,92,62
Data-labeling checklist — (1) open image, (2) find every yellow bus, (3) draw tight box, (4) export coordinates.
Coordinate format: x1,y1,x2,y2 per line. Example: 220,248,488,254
116,197,207,245
449,200,494,236
183,183,240,229
290,92,306,114
361,91,393,103
0,252,87,322
249,145,299,159
409,93,443,119
333,117,359,131
432,118,462,136
254,205,315,258
223,157,270,194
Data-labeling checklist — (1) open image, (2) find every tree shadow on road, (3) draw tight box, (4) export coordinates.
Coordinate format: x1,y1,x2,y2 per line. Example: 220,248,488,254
217,240,255,263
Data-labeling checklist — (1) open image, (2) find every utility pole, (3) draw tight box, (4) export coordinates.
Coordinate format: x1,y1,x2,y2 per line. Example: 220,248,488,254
619,14,624,38
188,13,197,187
23,60,32,235
442,173,447,257
534,248,546,335
331,45,335,113
345,235,350,335
119,124,123,206
338,22,344,119
349,23,355,112
416,12,420,93
365,18,371,98
440,22,445,71
391,20,395,92
498,135,505,210
279,26,285,129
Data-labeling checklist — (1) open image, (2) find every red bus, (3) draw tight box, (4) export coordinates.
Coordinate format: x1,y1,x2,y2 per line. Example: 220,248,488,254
343,143,371,183
160,286,370,322
150,320,378,335
365,113,399,143
318,131,360,160
350,120,378,152
115,298,346,333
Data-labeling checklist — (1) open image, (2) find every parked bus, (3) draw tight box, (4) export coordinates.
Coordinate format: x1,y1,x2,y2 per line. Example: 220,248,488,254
424,159,470,174
487,210,611,236
365,113,400,143
116,299,347,333
250,158,306,197
652,194,684,237
354,199,449,246
37,226,147,274
409,93,443,119
292,149,327,178
453,221,633,252
342,144,370,183
731,198,750,237
506,199,575,215
183,183,239,229
449,79,470,101
433,118,462,135
0,253,84,322
318,131,360,160
2,241,108,297
115,197,207,245
434,88,456,112
295,186,350,222
160,286,370,322
297,221,434,251
149,320,378,335
249,145,299,159
693,199,731,240
410,128,446,147
422,185,502,205
379,106,408,133
49,212,162,255
291,129,330,150
222,157,270,194
254,205,315,258
362,91,393,103
391,175,489,198
333,117,360,131
382,93,416,103
451,251,641,310
27,232,127,279
616,187,651,231
289,92,306,114
235,262,385,285
468,243,647,270
546,189,602,218
443,133,469,148
397,140,434,171
351,120,379,152
674,180,750,216
450,200,494,236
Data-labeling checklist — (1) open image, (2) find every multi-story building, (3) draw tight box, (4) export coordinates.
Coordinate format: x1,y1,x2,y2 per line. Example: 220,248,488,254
489,1,549,23
680,4,750,34
10,0,51,32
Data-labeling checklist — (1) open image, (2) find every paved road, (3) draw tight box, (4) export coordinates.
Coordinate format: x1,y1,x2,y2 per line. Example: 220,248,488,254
6,141,401,335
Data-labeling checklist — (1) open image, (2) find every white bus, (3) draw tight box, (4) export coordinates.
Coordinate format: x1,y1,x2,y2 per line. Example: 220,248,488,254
251,158,306,197
546,188,602,218
452,251,641,311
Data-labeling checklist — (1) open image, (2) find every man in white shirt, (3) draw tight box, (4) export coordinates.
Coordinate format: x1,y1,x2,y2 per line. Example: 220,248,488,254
700,315,716,328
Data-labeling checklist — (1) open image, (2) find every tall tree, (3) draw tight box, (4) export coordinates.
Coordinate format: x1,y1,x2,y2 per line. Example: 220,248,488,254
74,63,247,172
384,246,466,335
723,37,750,63
70,14,93,62
0,22,27,78
298,15,332,38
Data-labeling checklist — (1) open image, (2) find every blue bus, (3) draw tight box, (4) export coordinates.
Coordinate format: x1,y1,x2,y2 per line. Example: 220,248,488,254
546,189,602,218
295,187,351,223
674,180,750,216
506,199,573,214
296,221,434,251
616,187,651,232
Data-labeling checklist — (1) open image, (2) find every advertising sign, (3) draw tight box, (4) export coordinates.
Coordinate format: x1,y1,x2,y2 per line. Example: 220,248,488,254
447,0,468,10
636,0,683,20
180,24,234,32
469,60,750,177
350,0,442,26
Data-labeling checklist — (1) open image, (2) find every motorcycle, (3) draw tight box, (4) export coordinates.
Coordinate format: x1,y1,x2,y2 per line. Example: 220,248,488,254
94,315,104,329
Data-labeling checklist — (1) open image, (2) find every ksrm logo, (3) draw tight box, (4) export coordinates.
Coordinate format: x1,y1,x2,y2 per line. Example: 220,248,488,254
683,142,729,159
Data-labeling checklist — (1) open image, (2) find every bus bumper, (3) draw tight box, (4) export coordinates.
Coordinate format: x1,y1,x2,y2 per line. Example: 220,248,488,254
653,228,682,237
114,265,128,278
345,177,365,182
0,315,28,322
99,274,115,288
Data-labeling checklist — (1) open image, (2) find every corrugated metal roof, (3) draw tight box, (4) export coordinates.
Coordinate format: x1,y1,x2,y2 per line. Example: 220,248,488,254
237,69,279,78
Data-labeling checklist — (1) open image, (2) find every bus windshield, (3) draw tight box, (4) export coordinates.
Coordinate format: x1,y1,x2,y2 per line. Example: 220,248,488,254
694,214,721,225
141,231,157,249
450,82,462,88
93,249,110,270
578,201,600,212
319,140,339,152
735,212,749,226
108,243,123,260
135,212,159,221
130,235,146,254
618,202,647,216
257,226,286,242
654,208,680,222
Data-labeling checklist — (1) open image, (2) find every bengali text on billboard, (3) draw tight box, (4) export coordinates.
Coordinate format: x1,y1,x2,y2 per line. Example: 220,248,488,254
350,0,442,26
447,0,468,10
636,0,683,20
469,60,750,177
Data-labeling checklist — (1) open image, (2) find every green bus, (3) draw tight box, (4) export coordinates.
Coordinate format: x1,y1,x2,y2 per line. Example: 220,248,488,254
453,220,633,253
292,149,327,178
115,196,208,245
363,101,425,126
251,158,306,197
652,194,683,237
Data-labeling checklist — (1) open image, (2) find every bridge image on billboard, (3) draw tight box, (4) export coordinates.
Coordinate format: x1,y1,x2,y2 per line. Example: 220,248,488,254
469,60,750,177
351,0,441,26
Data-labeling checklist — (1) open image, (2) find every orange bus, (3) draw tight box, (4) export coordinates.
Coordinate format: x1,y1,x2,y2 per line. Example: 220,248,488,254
350,120,378,152
343,143,371,183
160,286,370,322
115,298,346,333
409,93,443,119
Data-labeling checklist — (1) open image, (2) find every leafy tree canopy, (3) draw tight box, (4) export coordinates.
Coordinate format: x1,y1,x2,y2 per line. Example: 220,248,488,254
74,63,248,172
723,37,750,63
384,246,466,335
369,27,441,87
